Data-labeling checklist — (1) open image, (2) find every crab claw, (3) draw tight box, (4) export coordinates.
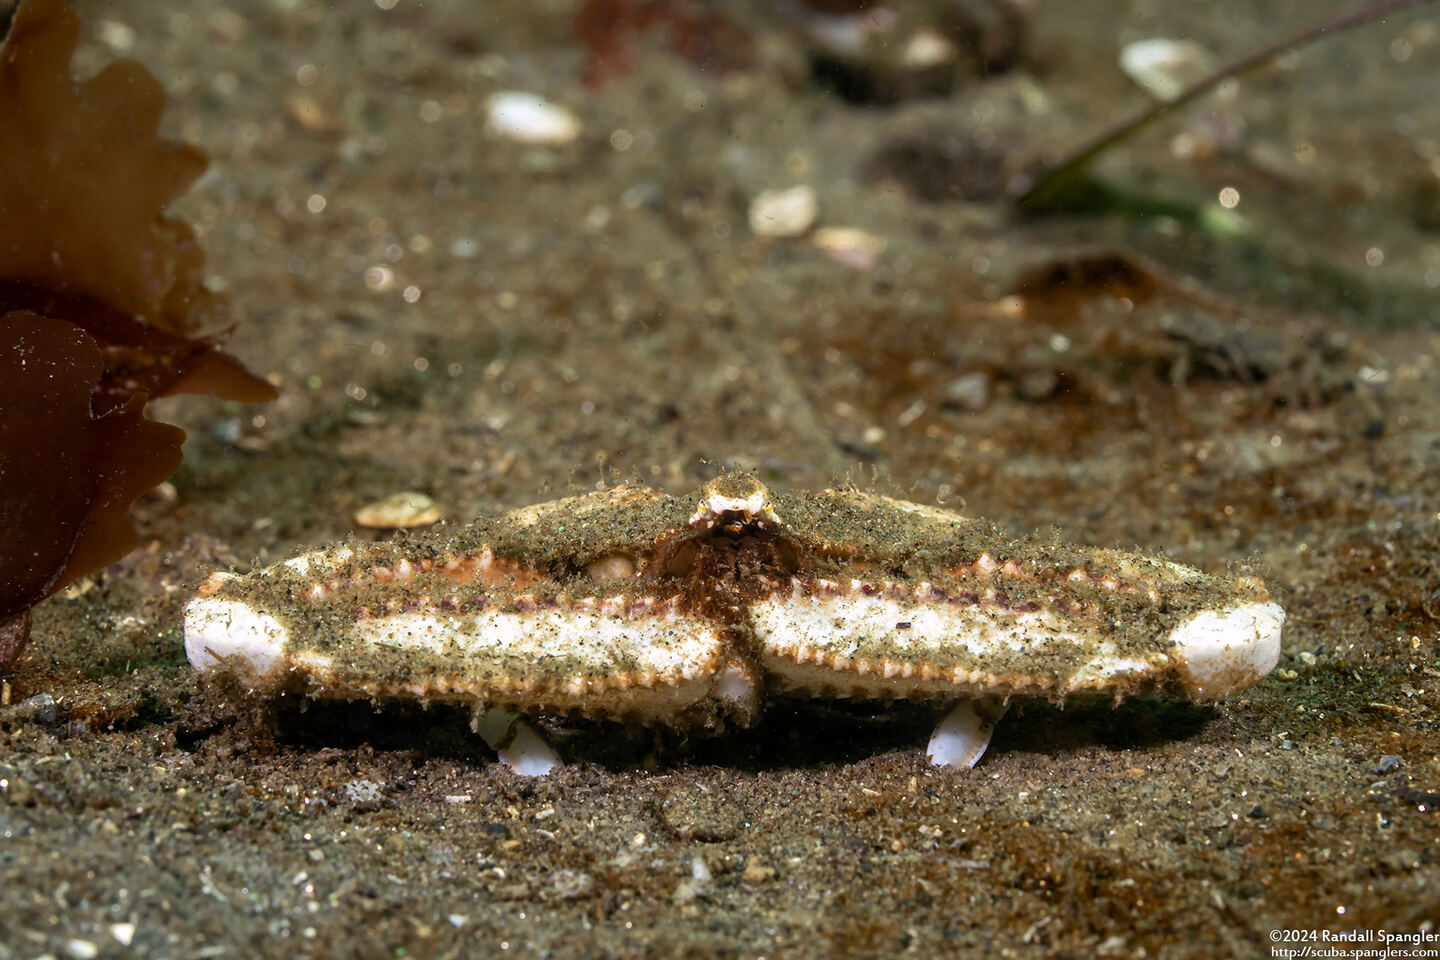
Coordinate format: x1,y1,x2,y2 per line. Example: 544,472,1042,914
927,698,1009,769
473,708,562,776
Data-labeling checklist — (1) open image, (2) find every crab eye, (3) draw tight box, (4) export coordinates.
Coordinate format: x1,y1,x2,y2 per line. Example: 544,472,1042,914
584,553,636,581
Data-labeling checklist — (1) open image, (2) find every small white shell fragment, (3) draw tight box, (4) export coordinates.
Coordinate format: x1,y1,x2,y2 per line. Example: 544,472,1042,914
1119,39,1217,102
901,28,958,69
485,91,581,146
473,707,562,776
64,940,99,960
927,699,1009,769
353,491,443,529
748,185,819,238
811,226,887,270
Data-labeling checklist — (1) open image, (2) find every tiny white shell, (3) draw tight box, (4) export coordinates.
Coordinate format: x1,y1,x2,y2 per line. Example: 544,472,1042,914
485,91,581,146
748,185,819,238
901,28,958,69
1119,39,1217,103
354,491,443,529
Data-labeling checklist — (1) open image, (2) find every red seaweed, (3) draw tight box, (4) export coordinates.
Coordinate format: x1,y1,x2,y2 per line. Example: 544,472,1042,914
0,313,185,621
0,0,275,672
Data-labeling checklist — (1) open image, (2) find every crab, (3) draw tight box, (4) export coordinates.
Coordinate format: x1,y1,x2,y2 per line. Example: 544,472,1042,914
185,474,1284,774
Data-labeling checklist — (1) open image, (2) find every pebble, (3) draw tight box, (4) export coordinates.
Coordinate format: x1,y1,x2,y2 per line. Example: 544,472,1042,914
2,775,37,807
1375,755,1404,774
343,779,384,808
485,91,581,146
550,869,596,900
353,492,443,529
943,372,991,412
1118,39,1217,102
741,855,776,885
672,856,714,905
13,692,58,724
748,185,818,238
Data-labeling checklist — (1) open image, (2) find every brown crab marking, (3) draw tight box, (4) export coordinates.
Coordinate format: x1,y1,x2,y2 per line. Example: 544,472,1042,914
185,474,1284,775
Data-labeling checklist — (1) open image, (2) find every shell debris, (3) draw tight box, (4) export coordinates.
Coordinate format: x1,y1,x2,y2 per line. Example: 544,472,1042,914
1119,39,1218,102
748,185,819,238
485,91,581,146
354,492,444,529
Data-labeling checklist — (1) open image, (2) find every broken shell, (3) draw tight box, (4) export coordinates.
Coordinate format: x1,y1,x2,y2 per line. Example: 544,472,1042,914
354,492,443,529
748,185,819,238
485,91,581,146
1119,39,1217,103
811,226,887,270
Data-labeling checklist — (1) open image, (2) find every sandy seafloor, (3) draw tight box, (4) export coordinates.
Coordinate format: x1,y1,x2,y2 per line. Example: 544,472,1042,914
4,0,1440,956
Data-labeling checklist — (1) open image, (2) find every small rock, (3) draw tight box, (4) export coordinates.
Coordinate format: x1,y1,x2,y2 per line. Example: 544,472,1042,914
343,779,384,808
1375,755,1404,774
741,855,776,885
486,91,581,146
14,692,58,724
1015,367,1059,402
550,869,596,900
672,856,714,905
492,882,531,901
354,492,443,529
1096,935,1128,957
1247,805,1266,819
61,578,96,599
2,775,37,807
748,185,818,238
942,372,991,412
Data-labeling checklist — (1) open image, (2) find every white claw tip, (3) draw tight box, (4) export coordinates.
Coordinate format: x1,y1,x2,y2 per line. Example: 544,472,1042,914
1171,601,1284,698
474,708,562,776
183,596,288,678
